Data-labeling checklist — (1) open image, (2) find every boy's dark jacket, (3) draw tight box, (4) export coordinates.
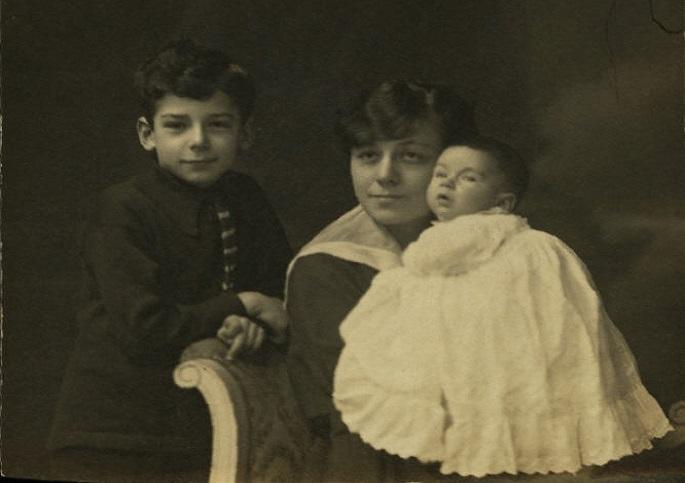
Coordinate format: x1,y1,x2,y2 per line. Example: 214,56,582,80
49,167,292,454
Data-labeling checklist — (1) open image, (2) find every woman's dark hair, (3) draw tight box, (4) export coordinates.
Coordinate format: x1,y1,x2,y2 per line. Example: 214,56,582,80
134,38,255,123
459,136,530,203
336,80,477,151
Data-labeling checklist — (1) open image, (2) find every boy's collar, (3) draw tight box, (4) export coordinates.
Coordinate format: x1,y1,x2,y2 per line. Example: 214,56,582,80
141,167,235,236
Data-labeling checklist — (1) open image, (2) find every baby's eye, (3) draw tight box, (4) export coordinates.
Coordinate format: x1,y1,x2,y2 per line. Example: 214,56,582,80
434,171,447,178
461,174,479,182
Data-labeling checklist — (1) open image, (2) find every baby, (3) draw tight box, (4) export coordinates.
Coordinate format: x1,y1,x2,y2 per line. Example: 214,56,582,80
333,136,672,477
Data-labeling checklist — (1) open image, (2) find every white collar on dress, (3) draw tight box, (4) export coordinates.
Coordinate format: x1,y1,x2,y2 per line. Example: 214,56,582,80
289,205,405,274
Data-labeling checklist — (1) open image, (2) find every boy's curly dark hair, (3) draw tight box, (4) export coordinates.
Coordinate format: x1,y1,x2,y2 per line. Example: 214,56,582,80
135,39,255,123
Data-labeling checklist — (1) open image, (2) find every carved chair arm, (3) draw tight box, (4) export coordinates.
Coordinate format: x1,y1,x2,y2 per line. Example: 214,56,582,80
174,350,310,483
174,358,249,483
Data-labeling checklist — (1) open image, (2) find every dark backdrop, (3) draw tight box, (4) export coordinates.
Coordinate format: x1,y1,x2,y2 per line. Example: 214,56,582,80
2,0,683,479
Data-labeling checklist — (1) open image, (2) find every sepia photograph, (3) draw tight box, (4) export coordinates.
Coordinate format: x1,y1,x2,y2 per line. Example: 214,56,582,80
2,1,684,482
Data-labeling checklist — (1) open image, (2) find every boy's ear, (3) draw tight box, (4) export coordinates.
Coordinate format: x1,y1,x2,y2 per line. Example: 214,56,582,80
239,117,255,151
137,116,156,151
495,192,517,212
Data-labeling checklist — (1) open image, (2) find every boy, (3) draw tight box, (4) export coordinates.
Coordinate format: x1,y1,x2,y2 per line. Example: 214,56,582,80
49,39,292,482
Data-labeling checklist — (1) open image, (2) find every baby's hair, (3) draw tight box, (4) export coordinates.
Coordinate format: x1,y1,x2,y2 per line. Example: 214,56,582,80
460,136,530,205
134,38,255,123
336,80,477,152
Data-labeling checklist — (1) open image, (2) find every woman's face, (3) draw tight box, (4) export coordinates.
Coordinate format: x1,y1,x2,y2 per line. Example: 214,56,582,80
350,120,443,230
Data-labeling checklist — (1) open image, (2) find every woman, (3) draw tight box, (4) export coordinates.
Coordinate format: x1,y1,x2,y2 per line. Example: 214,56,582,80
286,80,477,482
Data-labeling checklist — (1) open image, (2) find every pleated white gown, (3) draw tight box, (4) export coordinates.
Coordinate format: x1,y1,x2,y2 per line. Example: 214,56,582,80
334,213,672,477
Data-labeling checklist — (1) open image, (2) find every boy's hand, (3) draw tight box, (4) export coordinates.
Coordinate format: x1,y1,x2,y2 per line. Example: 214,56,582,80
180,337,229,363
237,292,288,343
217,315,266,360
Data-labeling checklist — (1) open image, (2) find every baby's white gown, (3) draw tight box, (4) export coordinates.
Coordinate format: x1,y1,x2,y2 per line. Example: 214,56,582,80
333,213,672,477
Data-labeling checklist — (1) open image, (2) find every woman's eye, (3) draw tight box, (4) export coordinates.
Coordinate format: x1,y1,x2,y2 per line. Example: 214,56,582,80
356,151,379,162
400,151,423,163
209,121,233,130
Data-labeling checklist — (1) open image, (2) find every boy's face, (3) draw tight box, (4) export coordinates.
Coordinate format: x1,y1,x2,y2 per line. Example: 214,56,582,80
426,146,512,221
137,91,250,188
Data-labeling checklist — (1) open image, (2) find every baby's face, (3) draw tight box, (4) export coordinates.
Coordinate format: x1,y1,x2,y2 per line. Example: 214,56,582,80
426,146,508,221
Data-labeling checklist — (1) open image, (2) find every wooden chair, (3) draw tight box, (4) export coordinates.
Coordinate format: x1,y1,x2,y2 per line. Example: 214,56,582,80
174,348,310,483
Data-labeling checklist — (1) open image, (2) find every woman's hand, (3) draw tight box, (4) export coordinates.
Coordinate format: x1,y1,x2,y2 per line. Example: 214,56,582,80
237,292,289,343
217,315,266,359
